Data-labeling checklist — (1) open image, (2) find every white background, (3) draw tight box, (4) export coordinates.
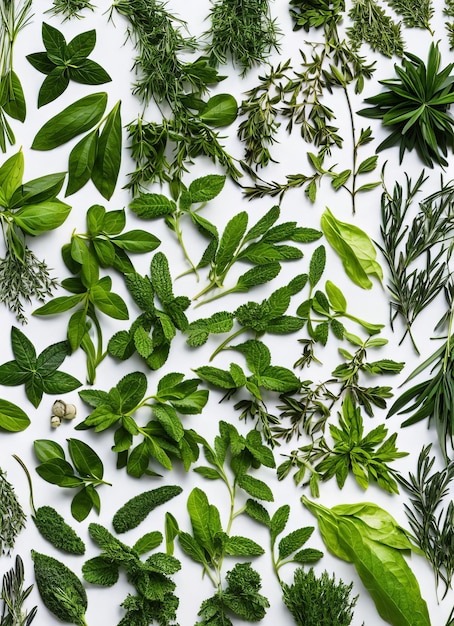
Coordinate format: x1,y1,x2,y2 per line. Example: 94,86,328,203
1,1,453,624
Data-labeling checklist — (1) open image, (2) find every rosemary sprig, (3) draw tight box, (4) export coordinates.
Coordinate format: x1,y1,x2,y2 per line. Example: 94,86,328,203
203,0,280,75
46,0,95,20
0,467,26,556
396,445,454,599
347,0,404,58
0,248,58,324
445,0,454,49
384,0,434,33
0,556,37,626
378,172,454,352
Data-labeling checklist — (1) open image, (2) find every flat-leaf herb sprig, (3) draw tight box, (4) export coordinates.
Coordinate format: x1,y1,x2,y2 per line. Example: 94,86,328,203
27,22,111,107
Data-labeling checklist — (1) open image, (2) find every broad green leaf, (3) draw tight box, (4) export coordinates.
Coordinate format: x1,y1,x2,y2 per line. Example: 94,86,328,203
13,200,71,235
270,505,290,542
32,92,108,150
9,172,66,209
193,466,223,480
68,309,88,351
11,326,36,370
68,438,104,479
199,94,238,127
26,52,55,75
129,193,176,219
71,486,94,522
325,280,347,312
0,361,29,386
224,536,265,557
116,371,147,412
278,527,315,560
357,155,378,174
93,238,115,267
126,441,150,478
41,22,66,62
82,556,119,586
133,531,163,555
152,404,184,442
0,399,30,432
67,29,96,59
237,474,274,501
90,284,129,320
38,67,70,107
215,211,248,275
187,488,213,550
111,230,160,253
178,531,208,565
25,375,44,407
2,71,26,121
194,366,237,389
188,174,226,202
0,150,23,205
91,101,122,200
41,371,82,395
36,341,69,373
66,130,98,196
309,245,326,287
236,262,281,290
233,340,271,375
70,59,112,85
244,499,271,527
36,458,82,488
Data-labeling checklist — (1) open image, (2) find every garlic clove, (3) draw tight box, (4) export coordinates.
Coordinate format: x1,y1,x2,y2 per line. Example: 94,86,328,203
62,404,77,420
50,415,61,428
52,400,67,418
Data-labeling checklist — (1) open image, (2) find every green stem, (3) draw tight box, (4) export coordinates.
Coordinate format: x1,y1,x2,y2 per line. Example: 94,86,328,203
175,212,199,280
210,327,247,361
194,286,239,308
344,85,357,215
12,454,36,514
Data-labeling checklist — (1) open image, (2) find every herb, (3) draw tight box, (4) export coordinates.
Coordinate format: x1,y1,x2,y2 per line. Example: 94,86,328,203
289,0,345,31
188,275,307,359
378,171,454,352
76,370,207,477
387,286,454,462
192,205,320,306
125,106,241,195
129,173,225,278
278,392,407,496
34,438,111,522
0,399,30,433
358,42,454,168
203,0,280,75
397,445,454,598
0,150,70,322
384,0,434,32
47,0,95,20
31,93,122,200
303,498,431,626
446,1,454,49
107,252,190,370
347,0,404,57
112,485,183,534
321,208,383,289
282,568,359,626
13,455,85,555
197,562,269,624
83,522,180,626
31,551,88,626
33,207,135,384
194,339,301,444
0,327,81,408
0,555,37,626
174,422,274,623
27,23,111,107
0,467,26,556
0,0,31,152
277,333,403,442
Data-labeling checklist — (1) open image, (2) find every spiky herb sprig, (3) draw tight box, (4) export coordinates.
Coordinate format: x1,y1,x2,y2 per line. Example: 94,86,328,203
358,42,454,168
446,0,454,49
378,171,454,352
47,0,95,20
0,555,37,626
396,444,454,598
347,0,404,58
203,0,280,75
0,467,26,556
384,0,434,33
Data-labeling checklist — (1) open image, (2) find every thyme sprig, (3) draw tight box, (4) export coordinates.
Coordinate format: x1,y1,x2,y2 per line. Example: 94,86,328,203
46,0,95,20
378,172,454,352
204,0,281,75
396,445,454,598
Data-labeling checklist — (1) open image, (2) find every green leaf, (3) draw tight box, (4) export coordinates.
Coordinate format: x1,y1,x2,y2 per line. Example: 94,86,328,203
10,172,66,209
90,284,129,320
199,94,238,127
309,245,326,287
67,29,96,58
116,371,147,412
325,280,347,312
66,130,98,196
0,399,30,432
188,174,226,202
194,366,237,389
356,155,378,174
244,499,271,527
67,438,104,479
0,151,24,205
152,404,184,442
70,59,112,85
82,556,119,587
133,532,163,555
270,505,290,542
224,536,265,557
236,262,281,290
32,92,108,150
34,439,66,463
37,67,70,107
278,527,315,560
111,230,160,253
215,211,248,275
71,487,95,522
193,466,223,480
187,488,213,550
91,101,122,200
2,71,26,122
233,340,271,375
129,193,176,219
237,474,274,501
11,326,36,370
26,52,55,75
41,22,66,62
13,200,71,235
126,441,150,478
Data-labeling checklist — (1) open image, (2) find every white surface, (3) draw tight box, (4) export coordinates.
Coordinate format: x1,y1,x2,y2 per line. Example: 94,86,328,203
0,1,453,625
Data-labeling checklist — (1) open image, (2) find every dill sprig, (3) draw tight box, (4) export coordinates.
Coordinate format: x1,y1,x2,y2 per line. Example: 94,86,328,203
378,173,454,352
0,248,58,324
0,467,26,556
46,0,95,20
384,0,434,33
396,445,454,599
347,0,404,58
203,0,281,75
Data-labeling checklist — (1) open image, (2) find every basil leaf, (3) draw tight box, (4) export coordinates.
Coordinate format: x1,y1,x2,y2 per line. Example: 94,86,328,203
91,101,122,200
41,22,67,63
0,399,30,432
68,438,104,480
13,200,71,235
41,371,82,395
34,439,66,463
90,284,129,320
111,230,161,253
32,92,108,150
0,150,23,206
71,487,94,522
2,71,26,122
70,59,112,85
11,326,36,370
26,52,55,75
9,172,66,209
199,94,238,127
38,67,70,107
188,174,226,202
66,130,98,196
67,29,96,59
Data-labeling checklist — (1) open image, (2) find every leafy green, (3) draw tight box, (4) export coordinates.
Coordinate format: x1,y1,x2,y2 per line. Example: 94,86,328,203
112,486,183,533
27,23,111,107
0,326,81,407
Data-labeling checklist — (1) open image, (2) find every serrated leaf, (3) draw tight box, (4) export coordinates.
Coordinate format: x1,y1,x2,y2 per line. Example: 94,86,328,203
237,474,274,501
224,536,264,557
278,527,315,560
309,245,326,287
